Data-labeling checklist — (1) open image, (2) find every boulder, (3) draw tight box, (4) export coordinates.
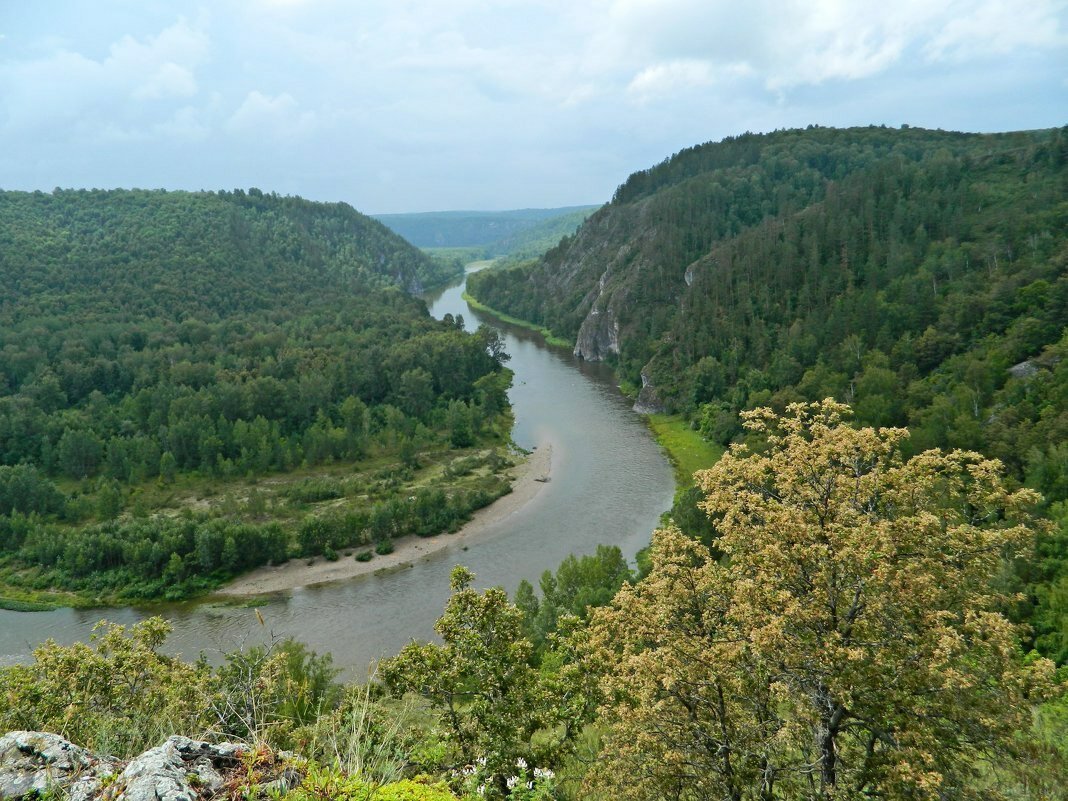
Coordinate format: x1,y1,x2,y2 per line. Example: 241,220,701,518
0,731,117,801
0,733,254,801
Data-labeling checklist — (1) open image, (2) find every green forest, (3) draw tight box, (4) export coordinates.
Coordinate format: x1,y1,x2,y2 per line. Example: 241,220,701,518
4,404,1066,800
3,127,1068,800
468,125,1068,662
0,189,513,604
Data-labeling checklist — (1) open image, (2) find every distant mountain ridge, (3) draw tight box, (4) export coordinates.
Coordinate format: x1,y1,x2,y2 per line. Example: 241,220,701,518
374,205,597,251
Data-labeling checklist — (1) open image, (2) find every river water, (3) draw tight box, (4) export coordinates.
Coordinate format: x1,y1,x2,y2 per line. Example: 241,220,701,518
0,267,675,678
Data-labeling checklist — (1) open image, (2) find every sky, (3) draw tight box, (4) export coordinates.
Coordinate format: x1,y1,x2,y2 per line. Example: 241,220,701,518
1,1,1065,213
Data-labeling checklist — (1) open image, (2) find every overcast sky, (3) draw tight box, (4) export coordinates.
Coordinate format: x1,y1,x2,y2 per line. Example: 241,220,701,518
1,1,1065,213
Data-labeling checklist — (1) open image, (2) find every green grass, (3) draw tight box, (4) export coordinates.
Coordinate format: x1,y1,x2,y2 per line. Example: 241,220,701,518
460,291,573,349
645,414,724,488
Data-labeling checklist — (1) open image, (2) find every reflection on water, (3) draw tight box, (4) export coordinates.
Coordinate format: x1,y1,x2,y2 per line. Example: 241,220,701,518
0,268,675,678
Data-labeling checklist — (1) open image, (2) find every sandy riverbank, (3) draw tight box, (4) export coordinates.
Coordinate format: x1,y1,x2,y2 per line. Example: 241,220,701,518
216,443,553,596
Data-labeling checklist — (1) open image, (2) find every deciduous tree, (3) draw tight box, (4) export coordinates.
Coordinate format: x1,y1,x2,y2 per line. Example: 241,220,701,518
586,400,1057,799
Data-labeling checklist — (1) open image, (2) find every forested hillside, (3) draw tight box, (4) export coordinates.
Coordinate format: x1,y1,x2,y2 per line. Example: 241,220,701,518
0,189,513,603
469,125,1068,658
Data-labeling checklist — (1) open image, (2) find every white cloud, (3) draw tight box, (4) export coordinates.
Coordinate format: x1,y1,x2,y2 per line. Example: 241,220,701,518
924,0,1066,61
154,105,213,141
225,90,318,136
0,1,1063,210
627,59,717,102
0,17,210,136
602,0,1067,92
132,62,199,100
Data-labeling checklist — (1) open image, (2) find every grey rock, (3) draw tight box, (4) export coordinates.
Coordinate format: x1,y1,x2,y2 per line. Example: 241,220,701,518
1008,360,1039,379
111,737,245,801
0,731,116,800
0,733,249,801
633,369,666,414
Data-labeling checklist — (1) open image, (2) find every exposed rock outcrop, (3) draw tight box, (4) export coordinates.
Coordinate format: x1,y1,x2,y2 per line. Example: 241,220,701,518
633,369,666,414
0,732,298,801
0,731,116,801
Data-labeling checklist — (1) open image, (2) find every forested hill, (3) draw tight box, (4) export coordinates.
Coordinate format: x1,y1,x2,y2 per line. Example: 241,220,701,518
469,125,1068,657
469,125,1066,449
374,206,596,251
0,189,513,603
0,190,460,323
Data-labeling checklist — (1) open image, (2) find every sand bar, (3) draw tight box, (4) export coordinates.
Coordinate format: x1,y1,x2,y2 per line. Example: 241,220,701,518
216,442,552,596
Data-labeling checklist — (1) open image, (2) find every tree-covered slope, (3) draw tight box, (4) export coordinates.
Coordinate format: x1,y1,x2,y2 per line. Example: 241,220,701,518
0,189,512,603
469,125,1066,445
469,124,1068,659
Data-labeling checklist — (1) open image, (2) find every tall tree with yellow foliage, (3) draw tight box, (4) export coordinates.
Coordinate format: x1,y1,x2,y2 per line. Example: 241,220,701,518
586,401,1057,799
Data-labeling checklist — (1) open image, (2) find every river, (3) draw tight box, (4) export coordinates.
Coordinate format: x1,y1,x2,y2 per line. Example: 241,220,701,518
0,265,675,678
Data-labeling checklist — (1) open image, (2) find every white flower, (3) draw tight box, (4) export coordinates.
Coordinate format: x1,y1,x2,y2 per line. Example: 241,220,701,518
515,757,528,770
534,767,555,780
506,776,519,789
527,781,534,790
476,756,487,767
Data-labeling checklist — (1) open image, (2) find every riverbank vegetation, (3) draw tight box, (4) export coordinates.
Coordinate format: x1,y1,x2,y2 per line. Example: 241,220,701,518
4,404,1064,798
0,189,514,605
460,291,573,349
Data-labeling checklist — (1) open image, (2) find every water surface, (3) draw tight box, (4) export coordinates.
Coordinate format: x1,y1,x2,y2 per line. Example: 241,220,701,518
0,267,675,678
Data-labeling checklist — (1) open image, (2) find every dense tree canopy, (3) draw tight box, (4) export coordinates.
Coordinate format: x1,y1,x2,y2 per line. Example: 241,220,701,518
0,189,511,602
469,124,1068,663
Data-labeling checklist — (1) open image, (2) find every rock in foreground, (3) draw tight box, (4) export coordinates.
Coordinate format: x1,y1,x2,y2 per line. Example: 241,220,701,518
0,732,299,801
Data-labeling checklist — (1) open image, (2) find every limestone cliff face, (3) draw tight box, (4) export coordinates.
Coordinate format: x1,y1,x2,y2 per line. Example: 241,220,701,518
538,200,687,368
633,369,667,414
573,271,623,361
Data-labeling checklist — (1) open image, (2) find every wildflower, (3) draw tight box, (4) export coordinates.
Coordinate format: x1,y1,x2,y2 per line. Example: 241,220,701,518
515,757,528,770
506,776,519,790
533,767,554,780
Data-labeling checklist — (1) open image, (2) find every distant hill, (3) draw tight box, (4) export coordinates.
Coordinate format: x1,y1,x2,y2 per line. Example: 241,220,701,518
374,206,598,253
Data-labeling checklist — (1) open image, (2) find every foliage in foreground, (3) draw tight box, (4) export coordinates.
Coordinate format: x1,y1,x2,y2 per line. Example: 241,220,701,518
585,400,1061,799
2,404,1065,799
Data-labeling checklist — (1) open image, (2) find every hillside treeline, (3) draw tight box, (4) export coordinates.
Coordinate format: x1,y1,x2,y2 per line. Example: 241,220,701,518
468,125,1068,658
0,189,511,601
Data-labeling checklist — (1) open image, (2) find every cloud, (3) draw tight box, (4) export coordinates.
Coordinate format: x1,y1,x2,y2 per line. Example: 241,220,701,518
0,1,1063,210
603,0,1067,92
225,91,318,136
627,59,717,102
924,0,1066,61
154,105,213,141
0,17,210,136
